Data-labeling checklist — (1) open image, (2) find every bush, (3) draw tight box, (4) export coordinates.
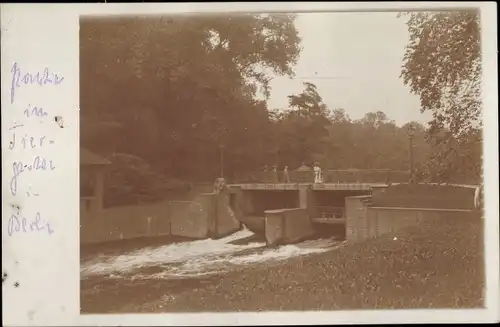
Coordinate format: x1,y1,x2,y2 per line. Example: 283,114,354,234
103,153,191,207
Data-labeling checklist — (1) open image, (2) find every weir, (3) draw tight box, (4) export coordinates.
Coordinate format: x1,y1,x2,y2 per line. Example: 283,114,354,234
227,169,479,246
80,165,479,248
227,182,376,246
226,169,402,246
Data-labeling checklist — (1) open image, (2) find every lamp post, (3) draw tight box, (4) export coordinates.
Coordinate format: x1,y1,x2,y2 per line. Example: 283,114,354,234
219,144,225,178
407,123,415,182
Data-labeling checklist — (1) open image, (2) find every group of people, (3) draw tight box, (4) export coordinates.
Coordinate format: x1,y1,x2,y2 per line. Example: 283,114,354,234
263,162,324,184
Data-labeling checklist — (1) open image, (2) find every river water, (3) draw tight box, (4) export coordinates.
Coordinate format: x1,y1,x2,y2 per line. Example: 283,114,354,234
81,228,342,281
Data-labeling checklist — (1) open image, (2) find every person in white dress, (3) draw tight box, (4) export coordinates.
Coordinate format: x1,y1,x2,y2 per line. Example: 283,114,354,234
283,166,291,183
313,162,323,183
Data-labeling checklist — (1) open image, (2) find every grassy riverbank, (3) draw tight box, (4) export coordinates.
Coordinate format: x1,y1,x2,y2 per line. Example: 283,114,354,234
81,215,484,313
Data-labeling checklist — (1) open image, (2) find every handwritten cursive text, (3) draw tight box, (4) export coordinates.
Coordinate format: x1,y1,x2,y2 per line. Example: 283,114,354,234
8,132,51,150
7,212,54,236
10,156,56,196
24,104,49,118
10,62,64,104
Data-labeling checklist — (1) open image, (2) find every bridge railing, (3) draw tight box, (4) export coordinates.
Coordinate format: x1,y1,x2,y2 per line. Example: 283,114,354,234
325,169,411,184
234,169,411,184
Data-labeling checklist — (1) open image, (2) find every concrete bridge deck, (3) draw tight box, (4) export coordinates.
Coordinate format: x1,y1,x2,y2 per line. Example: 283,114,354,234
234,169,411,185
229,182,388,191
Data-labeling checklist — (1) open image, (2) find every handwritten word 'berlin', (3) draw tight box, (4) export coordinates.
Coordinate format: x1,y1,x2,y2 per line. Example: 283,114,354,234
10,156,56,196
10,62,64,104
7,212,54,236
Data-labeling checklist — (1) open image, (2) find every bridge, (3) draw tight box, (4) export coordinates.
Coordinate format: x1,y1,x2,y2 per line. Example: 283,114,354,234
80,161,478,248
226,169,412,242
233,169,411,186
80,165,478,248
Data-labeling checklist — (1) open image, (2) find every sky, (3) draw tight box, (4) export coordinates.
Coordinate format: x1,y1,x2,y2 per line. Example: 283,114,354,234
266,12,432,126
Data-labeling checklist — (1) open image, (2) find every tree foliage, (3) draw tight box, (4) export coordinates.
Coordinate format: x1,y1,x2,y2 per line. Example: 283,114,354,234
400,10,481,136
399,10,482,184
81,14,301,181
287,82,329,117
81,14,479,207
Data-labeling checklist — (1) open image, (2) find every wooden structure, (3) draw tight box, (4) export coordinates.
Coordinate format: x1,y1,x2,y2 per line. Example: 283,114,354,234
81,148,110,216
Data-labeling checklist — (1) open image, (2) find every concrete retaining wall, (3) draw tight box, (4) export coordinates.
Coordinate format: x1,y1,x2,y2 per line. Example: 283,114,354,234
371,183,477,210
345,195,476,243
264,208,315,247
170,193,214,239
81,191,242,245
80,200,171,244
345,196,372,242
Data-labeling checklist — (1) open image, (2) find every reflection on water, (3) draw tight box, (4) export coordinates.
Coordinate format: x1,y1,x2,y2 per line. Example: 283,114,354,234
81,227,341,280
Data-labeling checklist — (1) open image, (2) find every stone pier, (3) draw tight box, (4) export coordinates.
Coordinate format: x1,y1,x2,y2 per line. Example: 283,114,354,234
264,208,315,247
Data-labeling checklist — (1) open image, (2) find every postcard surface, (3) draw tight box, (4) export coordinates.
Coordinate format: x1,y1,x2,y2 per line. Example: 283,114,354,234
2,2,498,326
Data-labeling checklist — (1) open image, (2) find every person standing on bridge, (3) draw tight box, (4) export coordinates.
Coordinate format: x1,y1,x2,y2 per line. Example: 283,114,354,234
314,162,323,183
272,165,279,183
283,166,291,183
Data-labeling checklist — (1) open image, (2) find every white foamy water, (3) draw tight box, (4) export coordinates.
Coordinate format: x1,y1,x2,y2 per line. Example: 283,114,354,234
81,228,340,280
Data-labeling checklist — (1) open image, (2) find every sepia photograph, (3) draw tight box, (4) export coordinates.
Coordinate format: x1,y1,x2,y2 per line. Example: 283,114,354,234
79,10,484,313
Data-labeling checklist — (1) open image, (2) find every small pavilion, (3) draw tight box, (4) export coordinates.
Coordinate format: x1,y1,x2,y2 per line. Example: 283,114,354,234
296,163,312,183
81,148,110,215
